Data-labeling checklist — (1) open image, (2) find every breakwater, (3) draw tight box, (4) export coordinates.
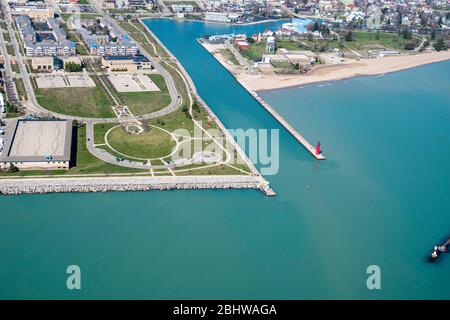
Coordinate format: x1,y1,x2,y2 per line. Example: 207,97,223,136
197,40,326,160
0,175,268,195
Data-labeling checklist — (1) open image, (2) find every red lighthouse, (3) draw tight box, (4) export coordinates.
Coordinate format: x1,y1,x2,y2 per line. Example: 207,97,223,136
315,142,321,155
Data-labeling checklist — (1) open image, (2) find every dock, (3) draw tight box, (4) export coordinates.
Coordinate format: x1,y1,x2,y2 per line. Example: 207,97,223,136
248,90,326,160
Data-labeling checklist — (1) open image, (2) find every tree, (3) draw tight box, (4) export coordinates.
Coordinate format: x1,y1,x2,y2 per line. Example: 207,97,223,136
345,31,353,42
313,21,320,32
64,62,82,72
433,39,447,51
404,42,416,50
7,163,19,173
431,29,436,41
402,29,412,40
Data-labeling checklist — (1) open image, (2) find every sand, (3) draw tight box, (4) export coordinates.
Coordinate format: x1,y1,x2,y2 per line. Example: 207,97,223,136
236,51,450,91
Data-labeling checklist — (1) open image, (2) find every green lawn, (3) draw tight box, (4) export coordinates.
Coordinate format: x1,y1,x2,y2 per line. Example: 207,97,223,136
101,74,171,116
218,49,240,65
70,125,146,174
118,20,169,58
6,45,14,56
14,78,27,101
345,31,404,50
61,13,101,21
35,84,115,118
106,124,176,159
11,63,19,73
3,32,10,42
67,32,89,55
119,74,171,115
163,0,198,5
0,125,146,176
242,42,266,61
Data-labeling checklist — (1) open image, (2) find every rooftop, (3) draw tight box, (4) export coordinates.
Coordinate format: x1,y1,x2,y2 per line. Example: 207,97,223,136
0,119,73,163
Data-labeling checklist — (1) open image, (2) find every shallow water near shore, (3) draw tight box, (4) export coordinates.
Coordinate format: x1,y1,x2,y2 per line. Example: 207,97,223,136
0,19,449,299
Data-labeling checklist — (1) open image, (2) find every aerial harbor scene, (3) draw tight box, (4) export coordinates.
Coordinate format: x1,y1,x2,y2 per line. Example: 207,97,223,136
0,0,449,302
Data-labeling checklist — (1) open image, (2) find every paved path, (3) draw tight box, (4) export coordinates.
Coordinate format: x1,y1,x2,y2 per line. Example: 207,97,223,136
85,122,169,170
225,39,259,75
1,0,181,124
0,0,19,106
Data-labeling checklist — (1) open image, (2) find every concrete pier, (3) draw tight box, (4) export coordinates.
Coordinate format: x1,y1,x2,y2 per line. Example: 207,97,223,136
248,90,326,160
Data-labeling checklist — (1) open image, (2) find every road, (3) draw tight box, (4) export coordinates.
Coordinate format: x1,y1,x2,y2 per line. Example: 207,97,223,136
0,0,181,123
76,0,181,123
0,0,52,116
224,39,259,75
0,0,19,106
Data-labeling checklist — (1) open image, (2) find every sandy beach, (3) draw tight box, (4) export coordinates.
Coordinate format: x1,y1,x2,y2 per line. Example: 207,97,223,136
235,51,450,91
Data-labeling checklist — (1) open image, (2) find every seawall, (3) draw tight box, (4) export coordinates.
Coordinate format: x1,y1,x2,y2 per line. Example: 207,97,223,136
0,175,268,195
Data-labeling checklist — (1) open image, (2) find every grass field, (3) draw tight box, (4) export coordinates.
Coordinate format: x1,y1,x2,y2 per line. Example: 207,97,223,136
61,13,101,21
0,125,146,176
10,63,19,73
35,85,115,118
163,0,198,5
107,125,176,159
6,45,14,56
101,74,172,115
345,31,405,50
3,32,10,42
118,20,169,58
218,49,240,65
243,42,266,61
14,78,27,101
243,32,405,60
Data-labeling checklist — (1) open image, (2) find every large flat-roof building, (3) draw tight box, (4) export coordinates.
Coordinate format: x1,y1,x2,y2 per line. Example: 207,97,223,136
0,119,73,170
31,56,54,71
16,15,76,56
10,3,54,19
101,54,152,72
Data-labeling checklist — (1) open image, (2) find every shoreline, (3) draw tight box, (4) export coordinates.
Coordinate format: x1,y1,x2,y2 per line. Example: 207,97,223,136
237,51,450,91
198,39,449,159
138,19,263,175
170,17,289,27
0,17,274,197
198,39,326,160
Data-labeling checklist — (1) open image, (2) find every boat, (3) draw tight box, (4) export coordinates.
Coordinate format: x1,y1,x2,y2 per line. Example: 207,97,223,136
429,236,450,262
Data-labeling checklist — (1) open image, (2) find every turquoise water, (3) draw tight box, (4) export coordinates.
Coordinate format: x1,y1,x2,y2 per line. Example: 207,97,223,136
0,19,449,299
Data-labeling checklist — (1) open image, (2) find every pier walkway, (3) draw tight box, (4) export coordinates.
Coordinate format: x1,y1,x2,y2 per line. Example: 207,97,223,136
248,90,326,160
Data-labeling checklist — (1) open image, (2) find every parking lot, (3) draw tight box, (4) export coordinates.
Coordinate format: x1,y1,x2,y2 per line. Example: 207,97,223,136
35,75,96,89
108,74,160,93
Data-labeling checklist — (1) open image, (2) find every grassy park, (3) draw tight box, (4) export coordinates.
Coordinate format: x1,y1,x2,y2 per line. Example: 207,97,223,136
345,31,405,50
14,78,27,101
101,74,172,115
35,86,115,118
243,31,407,62
0,125,146,177
107,125,176,159
1,17,252,178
